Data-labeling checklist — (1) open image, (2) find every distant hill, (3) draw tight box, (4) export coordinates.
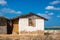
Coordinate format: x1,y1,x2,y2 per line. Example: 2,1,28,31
45,26,60,30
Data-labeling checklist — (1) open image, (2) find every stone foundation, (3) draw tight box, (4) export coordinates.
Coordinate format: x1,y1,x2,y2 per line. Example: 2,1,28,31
12,30,44,35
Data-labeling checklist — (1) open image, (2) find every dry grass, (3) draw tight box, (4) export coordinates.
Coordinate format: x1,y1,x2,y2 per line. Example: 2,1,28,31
0,34,60,40
0,30,60,40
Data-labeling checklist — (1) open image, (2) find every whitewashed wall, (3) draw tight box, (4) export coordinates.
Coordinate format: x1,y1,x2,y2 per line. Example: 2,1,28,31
19,18,44,32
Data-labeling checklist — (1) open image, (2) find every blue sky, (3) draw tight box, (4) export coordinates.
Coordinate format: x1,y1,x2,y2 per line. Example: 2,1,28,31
0,0,60,27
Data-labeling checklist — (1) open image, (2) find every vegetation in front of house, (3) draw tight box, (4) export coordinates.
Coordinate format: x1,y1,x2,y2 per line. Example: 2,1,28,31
0,34,60,40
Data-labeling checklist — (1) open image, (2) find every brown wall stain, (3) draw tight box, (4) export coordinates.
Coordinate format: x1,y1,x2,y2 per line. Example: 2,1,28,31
12,19,19,34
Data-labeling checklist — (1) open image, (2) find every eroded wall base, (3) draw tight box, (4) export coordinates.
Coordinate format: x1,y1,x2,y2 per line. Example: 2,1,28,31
12,30,44,35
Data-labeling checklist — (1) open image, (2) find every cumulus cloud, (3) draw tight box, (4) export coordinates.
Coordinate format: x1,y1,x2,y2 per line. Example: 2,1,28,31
0,0,7,5
16,11,22,14
37,12,54,19
37,13,50,19
45,11,54,16
0,8,22,14
45,6,54,9
45,6,60,10
48,13,54,16
50,0,60,5
45,11,49,13
57,15,60,18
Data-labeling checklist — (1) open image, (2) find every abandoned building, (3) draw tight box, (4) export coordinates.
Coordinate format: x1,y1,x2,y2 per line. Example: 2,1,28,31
0,12,47,34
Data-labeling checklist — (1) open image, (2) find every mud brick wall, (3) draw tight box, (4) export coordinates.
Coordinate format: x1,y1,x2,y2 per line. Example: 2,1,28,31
0,26,7,34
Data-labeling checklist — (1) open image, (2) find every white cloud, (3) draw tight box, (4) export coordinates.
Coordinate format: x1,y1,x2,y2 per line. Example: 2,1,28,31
45,11,54,15
50,0,60,5
46,6,54,9
45,11,49,13
0,0,7,5
45,6,60,10
0,8,22,14
37,13,50,19
57,15,60,18
37,12,54,19
16,11,22,14
48,13,54,16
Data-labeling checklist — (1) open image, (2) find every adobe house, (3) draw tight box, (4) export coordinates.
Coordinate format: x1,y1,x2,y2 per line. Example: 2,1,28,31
11,12,47,35
0,16,12,34
0,16,8,34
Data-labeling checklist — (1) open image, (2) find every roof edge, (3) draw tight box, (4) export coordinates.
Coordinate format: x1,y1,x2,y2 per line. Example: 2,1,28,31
11,12,48,21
